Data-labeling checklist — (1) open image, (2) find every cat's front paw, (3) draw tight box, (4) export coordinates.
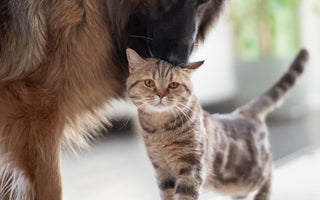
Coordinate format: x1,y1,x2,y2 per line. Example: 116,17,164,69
254,192,270,200
174,186,199,200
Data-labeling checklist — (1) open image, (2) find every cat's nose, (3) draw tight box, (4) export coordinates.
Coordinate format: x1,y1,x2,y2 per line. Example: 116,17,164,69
157,93,165,99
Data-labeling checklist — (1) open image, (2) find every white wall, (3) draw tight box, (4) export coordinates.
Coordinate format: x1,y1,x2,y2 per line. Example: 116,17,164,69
190,11,236,104
301,0,320,111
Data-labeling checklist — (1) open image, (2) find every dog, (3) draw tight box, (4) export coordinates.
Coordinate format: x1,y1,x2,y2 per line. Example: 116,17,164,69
0,0,225,199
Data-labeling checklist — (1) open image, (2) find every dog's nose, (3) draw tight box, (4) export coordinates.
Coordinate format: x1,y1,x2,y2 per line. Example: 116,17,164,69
168,54,188,67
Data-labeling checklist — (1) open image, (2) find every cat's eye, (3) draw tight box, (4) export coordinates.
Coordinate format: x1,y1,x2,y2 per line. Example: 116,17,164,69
168,82,180,89
144,79,155,87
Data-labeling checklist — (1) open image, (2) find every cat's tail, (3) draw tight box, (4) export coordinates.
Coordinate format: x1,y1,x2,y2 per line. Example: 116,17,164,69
239,49,309,121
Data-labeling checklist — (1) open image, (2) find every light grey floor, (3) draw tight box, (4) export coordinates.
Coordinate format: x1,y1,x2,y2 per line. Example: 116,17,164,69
61,138,320,200
61,114,320,200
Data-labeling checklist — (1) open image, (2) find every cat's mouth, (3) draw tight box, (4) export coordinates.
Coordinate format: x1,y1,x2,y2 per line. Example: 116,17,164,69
156,102,166,107
147,101,172,113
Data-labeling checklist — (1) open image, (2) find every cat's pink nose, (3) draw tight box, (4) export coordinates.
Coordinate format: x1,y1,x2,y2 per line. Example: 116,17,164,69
157,93,165,99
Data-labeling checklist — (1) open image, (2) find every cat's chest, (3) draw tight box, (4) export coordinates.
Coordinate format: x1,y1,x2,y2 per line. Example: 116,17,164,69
142,133,176,165
141,128,180,150
141,127,203,166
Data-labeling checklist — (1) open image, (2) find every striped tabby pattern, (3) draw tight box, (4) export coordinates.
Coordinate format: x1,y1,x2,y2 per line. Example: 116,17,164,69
126,49,309,200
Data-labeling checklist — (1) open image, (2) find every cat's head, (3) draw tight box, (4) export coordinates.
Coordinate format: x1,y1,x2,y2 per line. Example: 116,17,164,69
126,48,203,113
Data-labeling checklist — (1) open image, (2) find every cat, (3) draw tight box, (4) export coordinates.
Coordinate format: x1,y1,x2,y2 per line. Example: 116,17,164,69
126,48,309,200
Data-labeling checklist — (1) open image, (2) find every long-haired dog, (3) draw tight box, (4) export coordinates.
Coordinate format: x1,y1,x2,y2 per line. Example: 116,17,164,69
0,0,225,199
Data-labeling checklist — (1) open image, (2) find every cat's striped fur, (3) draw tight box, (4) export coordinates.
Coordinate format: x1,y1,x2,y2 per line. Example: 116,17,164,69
126,49,309,200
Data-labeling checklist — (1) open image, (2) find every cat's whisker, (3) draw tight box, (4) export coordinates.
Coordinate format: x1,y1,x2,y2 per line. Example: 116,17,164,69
137,103,145,108
176,102,193,113
128,35,153,40
175,104,191,118
174,105,186,128
133,101,146,107
178,109,192,129
181,108,193,127
136,102,147,110
174,105,192,128
170,110,177,128
118,117,134,130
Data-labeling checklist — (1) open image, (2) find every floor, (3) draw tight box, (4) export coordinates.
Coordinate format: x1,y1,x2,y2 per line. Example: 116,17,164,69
61,113,320,200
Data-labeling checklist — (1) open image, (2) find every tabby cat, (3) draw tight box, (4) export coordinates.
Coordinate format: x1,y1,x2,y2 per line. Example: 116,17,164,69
126,48,309,200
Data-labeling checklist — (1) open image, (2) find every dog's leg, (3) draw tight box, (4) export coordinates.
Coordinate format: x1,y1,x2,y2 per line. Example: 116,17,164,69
0,127,63,200
0,81,64,200
0,150,35,200
33,135,63,200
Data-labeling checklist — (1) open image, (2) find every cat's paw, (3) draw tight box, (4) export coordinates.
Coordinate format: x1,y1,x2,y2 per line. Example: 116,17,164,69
254,192,270,200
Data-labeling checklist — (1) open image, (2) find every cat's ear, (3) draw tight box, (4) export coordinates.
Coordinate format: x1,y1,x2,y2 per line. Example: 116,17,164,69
126,48,146,73
186,60,205,71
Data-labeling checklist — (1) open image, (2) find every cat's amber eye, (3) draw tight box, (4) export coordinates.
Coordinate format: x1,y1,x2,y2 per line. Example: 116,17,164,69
168,82,180,89
144,79,155,87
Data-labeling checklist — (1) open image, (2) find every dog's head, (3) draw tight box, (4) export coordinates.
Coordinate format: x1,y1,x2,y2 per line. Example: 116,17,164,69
127,0,225,66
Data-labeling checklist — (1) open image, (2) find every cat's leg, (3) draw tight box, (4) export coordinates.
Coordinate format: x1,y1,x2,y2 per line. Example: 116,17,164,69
254,172,272,200
0,83,64,200
154,165,175,200
174,166,202,200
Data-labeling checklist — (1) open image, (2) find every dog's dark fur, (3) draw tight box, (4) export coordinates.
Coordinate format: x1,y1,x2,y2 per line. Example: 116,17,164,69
0,0,225,199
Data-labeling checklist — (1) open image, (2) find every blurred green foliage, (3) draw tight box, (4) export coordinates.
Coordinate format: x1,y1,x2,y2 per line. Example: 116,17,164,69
313,3,320,14
231,0,302,60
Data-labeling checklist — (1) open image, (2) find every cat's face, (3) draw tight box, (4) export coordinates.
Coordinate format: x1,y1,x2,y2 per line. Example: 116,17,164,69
126,48,203,113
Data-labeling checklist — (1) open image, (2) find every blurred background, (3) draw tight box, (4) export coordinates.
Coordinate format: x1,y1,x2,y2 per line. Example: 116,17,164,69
61,0,320,199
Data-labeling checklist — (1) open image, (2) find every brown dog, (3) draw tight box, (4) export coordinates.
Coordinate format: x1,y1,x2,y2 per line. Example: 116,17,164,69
0,0,225,199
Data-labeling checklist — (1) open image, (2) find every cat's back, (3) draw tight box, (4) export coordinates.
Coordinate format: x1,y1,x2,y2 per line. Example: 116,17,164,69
212,110,267,141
